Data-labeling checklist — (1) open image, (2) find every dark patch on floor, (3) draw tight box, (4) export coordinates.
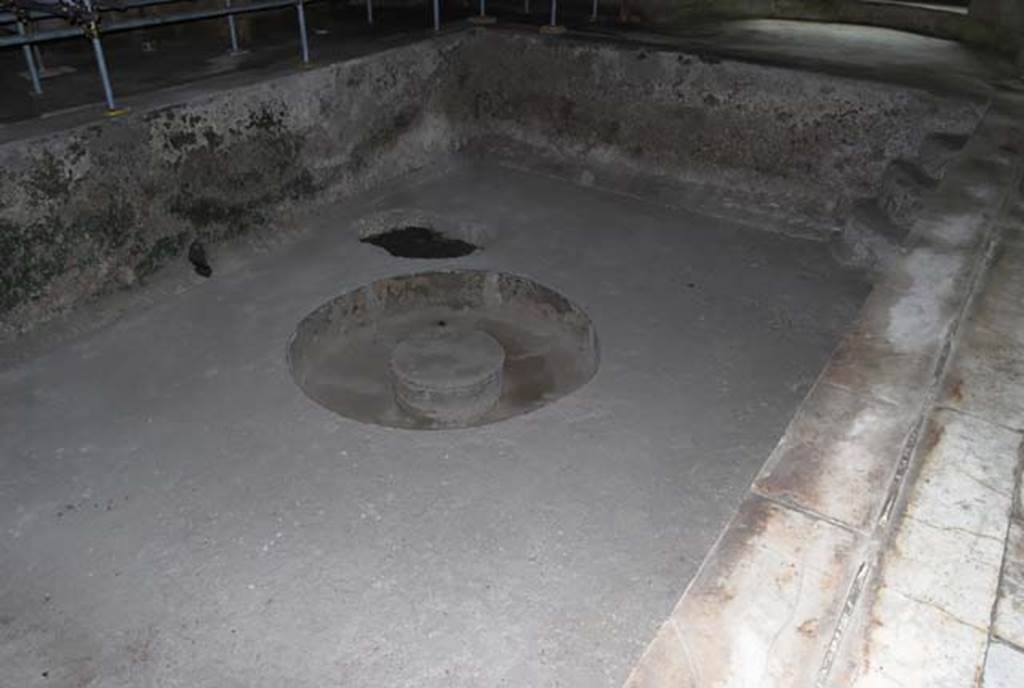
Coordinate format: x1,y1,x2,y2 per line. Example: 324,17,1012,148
360,225,478,258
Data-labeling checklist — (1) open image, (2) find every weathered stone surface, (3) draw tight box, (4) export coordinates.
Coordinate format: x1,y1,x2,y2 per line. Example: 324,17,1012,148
912,203,993,251
624,495,863,688
834,198,908,269
820,286,948,408
829,410,1020,686
453,31,981,240
877,159,937,231
837,584,991,688
944,331,1024,432
984,640,1024,688
822,231,982,404
994,519,1024,648
918,131,969,180
971,241,1024,330
754,381,914,531
820,329,936,408
880,411,1016,623
0,34,467,339
943,242,1024,431
906,110,1021,252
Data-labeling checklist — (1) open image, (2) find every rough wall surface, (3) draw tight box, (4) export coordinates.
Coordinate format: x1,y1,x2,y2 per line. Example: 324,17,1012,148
970,0,1024,56
0,35,465,339
452,32,982,240
0,29,986,336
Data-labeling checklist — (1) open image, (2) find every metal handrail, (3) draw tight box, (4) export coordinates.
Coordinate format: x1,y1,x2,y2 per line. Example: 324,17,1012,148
3,0,329,111
4,0,594,116
1,0,313,47
1,0,245,25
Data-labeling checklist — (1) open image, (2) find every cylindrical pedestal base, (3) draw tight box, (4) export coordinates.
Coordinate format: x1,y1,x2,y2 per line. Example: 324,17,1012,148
390,327,505,426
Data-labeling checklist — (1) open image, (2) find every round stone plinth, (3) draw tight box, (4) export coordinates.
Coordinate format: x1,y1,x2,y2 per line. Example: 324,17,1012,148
390,327,505,426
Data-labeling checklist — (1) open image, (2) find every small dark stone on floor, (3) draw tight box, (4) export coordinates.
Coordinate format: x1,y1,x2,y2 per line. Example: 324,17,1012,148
188,240,213,278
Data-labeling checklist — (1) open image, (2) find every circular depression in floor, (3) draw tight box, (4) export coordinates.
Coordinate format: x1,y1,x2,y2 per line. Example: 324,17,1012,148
288,270,600,429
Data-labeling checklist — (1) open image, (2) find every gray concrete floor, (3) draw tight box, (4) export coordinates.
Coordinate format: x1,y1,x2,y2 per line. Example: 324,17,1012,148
0,160,868,687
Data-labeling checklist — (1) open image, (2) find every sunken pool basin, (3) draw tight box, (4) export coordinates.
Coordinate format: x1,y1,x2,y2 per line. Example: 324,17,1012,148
0,160,871,686
4,23,990,687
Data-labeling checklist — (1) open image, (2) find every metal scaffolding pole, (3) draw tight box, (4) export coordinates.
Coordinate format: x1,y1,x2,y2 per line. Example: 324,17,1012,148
15,14,43,94
469,0,493,23
295,0,308,63
0,0,322,49
538,0,562,32
87,26,118,110
0,0,478,111
74,0,120,111
2,0,195,25
226,0,242,53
